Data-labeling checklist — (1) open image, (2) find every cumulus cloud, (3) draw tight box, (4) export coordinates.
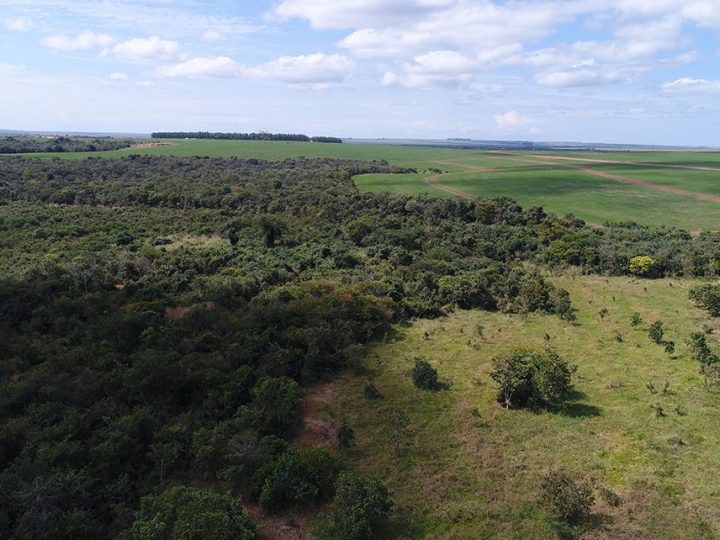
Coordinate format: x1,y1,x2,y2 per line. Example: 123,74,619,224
5,16,32,32
248,53,354,84
155,56,243,79
110,72,128,80
42,31,113,51
536,69,627,87
662,77,720,93
113,36,179,61
495,110,531,130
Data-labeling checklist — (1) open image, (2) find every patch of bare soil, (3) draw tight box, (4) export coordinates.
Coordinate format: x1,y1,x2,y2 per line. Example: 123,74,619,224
299,381,339,448
129,142,175,148
164,302,215,321
243,503,312,540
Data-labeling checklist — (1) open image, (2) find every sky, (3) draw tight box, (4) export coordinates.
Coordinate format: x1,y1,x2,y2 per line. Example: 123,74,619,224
1,0,720,145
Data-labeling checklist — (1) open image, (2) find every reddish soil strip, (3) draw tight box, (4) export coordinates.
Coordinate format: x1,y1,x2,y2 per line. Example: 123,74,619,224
299,381,339,448
129,142,175,148
243,503,311,540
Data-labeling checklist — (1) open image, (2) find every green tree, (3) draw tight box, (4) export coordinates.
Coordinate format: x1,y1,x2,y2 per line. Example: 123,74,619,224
251,376,301,437
411,358,439,390
329,472,393,540
628,255,657,277
541,472,594,523
491,350,576,410
130,485,255,540
648,321,664,344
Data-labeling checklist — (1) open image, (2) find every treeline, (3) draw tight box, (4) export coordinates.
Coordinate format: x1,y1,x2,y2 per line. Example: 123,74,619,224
0,136,134,154
151,131,343,143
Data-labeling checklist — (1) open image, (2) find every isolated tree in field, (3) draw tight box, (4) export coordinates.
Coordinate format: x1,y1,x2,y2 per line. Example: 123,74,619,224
330,472,393,540
411,358,439,390
491,350,575,410
630,312,643,327
648,321,664,344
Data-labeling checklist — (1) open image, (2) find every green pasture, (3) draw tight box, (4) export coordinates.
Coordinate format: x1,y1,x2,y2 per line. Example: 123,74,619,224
336,275,720,539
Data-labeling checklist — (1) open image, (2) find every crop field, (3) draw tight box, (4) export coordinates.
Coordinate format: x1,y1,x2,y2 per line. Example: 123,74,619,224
333,275,720,539
6,139,720,230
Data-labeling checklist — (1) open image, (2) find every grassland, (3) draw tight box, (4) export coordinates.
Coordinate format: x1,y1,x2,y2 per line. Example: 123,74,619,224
7,139,720,230
332,275,720,539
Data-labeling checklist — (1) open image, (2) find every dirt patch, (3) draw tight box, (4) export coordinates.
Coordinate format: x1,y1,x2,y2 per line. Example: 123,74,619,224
129,142,175,149
299,381,339,448
165,302,215,321
243,503,312,540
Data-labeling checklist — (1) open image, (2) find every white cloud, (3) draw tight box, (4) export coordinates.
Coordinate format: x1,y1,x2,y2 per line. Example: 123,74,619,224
536,69,627,87
662,77,720,93
4,16,32,32
495,110,531,130
270,0,455,29
155,56,243,79
110,72,128,80
113,36,179,61
42,30,113,51
136,80,155,87
203,30,224,41
248,53,354,84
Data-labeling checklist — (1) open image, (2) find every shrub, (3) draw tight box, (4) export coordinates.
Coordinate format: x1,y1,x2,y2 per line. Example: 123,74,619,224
541,472,594,523
690,284,720,317
130,485,255,540
337,417,356,449
363,383,382,399
630,312,643,327
251,447,339,513
329,472,393,540
628,255,657,277
648,321,664,344
688,331,717,367
411,358,439,390
491,350,576,410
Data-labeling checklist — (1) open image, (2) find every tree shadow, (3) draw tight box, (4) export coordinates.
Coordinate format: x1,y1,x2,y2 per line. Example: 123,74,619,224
558,401,602,418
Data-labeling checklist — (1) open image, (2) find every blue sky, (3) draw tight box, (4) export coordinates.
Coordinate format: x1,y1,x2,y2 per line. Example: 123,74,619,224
2,0,720,145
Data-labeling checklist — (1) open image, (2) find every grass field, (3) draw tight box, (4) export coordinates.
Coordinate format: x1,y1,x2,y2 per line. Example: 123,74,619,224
332,275,720,539
7,139,720,230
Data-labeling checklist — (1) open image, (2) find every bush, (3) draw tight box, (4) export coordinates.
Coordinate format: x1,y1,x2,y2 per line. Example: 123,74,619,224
329,472,393,540
690,284,720,317
251,447,339,513
628,255,657,277
630,312,643,327
648,321,664,344
411,358,439,390
130,485,255,540
337,417,356,449
541,472,594,523
363,383,382,399
491,350,576,410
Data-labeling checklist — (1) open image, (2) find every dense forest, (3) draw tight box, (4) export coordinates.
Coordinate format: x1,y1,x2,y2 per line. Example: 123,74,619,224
1,154,720,538
0,136,134,154
151,132,343,143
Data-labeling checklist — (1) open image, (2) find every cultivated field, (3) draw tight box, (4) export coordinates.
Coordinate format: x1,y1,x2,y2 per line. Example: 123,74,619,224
333,275,720,539
7,139,720,229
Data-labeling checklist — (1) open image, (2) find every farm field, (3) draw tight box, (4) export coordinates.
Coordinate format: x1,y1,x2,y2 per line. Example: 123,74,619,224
333,275,720,539
6,139,720,229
